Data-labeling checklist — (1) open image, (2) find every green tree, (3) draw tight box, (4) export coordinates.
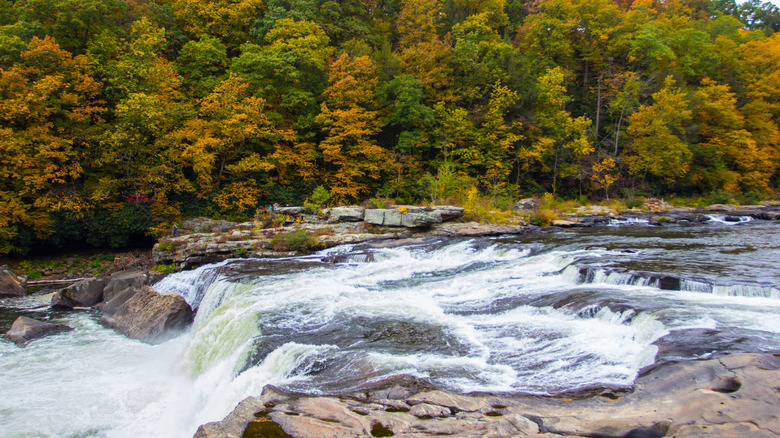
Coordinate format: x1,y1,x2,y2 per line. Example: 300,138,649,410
625,77,692,185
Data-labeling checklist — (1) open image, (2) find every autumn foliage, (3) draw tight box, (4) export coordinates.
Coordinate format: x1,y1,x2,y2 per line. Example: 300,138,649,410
1,0,780,253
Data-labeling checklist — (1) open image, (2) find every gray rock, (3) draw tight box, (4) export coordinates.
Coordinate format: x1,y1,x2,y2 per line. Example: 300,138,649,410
99,285,193,344
51,277,106,308
363,209,386,225
182,217,237,233
4,316,73,347
103,270,148,302
325,206,365,222
513,197,539,214
275,206,303,215
431,205,465,220
383,210,403,226
0,265,26,298
400,211,441,228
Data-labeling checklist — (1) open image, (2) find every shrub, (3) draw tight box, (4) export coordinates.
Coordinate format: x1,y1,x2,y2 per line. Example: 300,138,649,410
269,230,321,252
529,211,553,227
152,263,177,274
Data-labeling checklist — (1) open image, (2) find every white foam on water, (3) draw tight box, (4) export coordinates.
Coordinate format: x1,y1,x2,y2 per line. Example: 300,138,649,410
706,214,753,225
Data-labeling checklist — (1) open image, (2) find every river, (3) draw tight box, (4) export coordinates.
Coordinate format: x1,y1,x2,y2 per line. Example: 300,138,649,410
1,220,779,437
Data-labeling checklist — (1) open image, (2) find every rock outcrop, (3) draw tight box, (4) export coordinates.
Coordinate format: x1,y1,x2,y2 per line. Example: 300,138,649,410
196,352,780,438
102,270,148,302
99,285,193,344
324,206,365,222
364,208,442,228
3,316,73,347
513,197,539,214
51,277,107,308
0,265,26,298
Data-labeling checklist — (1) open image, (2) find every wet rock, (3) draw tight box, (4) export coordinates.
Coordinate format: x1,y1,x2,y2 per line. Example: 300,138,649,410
99,285,193,344
513,197,538,213
51,277,106,308
706,203,735,212
0,265,26,298
102,270,148,302
4,316,73,347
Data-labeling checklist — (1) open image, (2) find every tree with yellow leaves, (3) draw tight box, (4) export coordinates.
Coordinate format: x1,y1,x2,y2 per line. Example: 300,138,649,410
0,36,103,253
178,73,296,212
625,77,692,186
315,53,387,202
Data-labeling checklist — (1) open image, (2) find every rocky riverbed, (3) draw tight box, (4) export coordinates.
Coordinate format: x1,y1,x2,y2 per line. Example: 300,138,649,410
2,200,780,437
195,352,780,438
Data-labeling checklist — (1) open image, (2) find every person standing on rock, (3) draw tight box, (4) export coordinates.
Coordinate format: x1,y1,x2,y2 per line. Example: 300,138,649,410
172,224,178,237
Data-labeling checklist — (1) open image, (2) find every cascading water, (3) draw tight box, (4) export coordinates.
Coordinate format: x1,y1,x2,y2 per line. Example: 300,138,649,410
1,221,779,437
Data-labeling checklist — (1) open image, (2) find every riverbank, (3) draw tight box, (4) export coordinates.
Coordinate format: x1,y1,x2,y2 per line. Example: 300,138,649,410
151,201,780,272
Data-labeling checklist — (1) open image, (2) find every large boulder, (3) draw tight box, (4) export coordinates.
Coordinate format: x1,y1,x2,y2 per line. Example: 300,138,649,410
431,206,465,221
513,198,539,214
0,265,26,298
364,209,442,228
103,270,148,302
99,285,193,344
51,278,107,309
4,316,73,347
401,211,441,228
325,206,365,222
275,206,303,215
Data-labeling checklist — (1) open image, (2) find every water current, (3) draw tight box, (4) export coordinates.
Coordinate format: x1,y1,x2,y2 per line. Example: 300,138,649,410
1,221,779,437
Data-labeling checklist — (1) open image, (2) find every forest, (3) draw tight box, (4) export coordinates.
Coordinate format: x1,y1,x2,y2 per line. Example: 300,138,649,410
1,0,779,254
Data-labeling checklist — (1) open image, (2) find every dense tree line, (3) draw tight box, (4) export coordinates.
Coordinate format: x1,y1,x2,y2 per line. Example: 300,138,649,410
1,0,779,254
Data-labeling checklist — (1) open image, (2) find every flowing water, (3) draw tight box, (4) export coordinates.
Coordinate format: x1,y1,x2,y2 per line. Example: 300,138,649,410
2,221,779,437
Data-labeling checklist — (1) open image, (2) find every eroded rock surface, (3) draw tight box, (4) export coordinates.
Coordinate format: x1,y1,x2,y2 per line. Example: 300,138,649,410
196,352,780,438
